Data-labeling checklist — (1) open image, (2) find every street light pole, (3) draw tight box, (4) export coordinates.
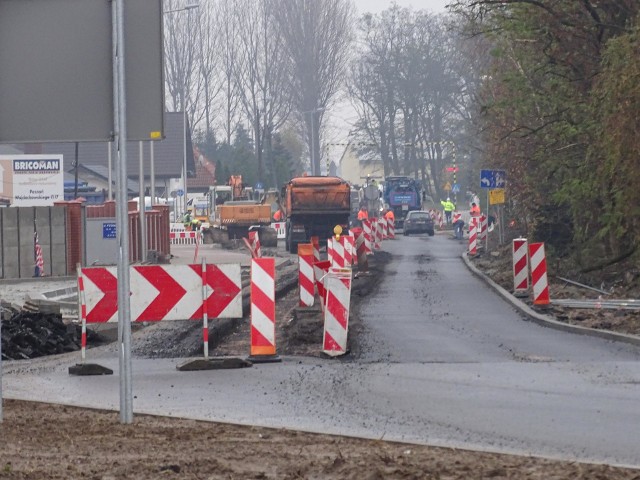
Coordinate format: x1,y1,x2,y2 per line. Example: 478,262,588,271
163,2,200,216
302,107,325,176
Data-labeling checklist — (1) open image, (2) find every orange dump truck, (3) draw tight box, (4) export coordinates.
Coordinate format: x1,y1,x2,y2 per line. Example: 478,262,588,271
282,176,351,252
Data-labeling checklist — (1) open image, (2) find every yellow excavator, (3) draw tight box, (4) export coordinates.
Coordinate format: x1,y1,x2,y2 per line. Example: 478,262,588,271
202,175,277,247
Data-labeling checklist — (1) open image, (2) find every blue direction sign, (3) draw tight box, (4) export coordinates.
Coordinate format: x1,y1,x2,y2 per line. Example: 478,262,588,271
480,169,506,189
102,222,116,239
451,183,460,194
176,189,184,197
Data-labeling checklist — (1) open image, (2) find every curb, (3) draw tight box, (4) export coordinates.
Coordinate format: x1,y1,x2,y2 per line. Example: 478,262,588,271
462,252,640,347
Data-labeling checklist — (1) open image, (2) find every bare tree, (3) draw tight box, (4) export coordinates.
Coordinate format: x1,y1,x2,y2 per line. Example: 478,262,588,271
163,0,201,125
349,7,476,201
272,0,355,175
216,0,242,145
193,1,224,136
234,0,292,186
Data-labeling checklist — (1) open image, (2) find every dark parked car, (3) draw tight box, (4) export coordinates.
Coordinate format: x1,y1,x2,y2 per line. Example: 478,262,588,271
403,210,435,236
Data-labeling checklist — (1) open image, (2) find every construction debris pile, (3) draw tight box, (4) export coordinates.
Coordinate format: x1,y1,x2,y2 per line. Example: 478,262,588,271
1,304,103,360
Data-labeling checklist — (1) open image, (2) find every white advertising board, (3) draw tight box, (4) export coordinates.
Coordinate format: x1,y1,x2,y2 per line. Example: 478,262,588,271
0,155,64,206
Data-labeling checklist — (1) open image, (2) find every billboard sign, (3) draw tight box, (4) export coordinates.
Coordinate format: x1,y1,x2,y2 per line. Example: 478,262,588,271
0,0,163,143
0,155,64,206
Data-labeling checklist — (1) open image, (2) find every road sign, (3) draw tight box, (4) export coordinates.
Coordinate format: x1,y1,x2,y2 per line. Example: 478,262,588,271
255,182,264,190
446,166,459,172
480,169,506,189
81,264,242,323
489,188,505,205
451,183,460,193
176,189,184,197
443,182,452,191
364,184,379,200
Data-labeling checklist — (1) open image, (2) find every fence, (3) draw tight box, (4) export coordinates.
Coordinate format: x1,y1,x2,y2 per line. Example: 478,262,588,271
0,200,171,279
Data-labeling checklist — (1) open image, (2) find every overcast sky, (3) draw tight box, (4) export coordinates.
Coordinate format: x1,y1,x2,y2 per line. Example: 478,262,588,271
353,0,450,15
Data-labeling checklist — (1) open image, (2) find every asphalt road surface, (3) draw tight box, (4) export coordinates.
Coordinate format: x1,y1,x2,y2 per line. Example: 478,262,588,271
3,234,640,467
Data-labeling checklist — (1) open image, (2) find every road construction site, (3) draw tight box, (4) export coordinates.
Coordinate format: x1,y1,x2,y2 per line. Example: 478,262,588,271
2,226,640,473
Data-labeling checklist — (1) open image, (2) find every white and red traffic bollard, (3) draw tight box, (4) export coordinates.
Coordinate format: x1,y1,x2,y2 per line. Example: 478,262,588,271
468,220,478,256
351,228,368,273
243,231,261,259
330,236,347,268
343,235,354,266
529,242,550,305
386,218,395,239
512,238,529,296
249,257,280,362
298,243,315,307
311,236,320,265
362,220,373,254
322,268,353,356
314,260,331,312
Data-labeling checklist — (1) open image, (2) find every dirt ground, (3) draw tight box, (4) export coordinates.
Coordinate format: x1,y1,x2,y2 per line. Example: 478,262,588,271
2,399,639,480
2,246,640,479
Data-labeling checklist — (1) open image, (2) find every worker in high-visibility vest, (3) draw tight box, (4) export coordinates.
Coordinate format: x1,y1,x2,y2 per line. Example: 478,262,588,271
357,206,369,221
384,208,395,223
470,202,481,217
440,197,455,224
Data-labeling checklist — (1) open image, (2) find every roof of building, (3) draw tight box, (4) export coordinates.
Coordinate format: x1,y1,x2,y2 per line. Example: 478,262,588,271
188,147,216,191
5,112,194,181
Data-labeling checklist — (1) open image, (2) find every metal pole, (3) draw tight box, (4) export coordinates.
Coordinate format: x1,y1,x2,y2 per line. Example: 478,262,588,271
183,107,188,215
150,141,155,206
310,113,315,175
139,141,146,262
108,141,113,201
114,0,133,424
1,300,3,422
486,190,489,252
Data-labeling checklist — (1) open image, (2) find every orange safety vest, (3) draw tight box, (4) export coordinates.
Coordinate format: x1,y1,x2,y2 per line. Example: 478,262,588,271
357,209,368,220
273,210,283,221
384,210,395,222
470,205,481,216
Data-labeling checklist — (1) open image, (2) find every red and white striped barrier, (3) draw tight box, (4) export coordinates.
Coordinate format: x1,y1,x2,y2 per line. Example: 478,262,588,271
311,236,320,265
529,242,550,305
170,231,199,245
512,238,529,295
314,260,331,311
249,257,280,361
329,236,346,268
452,211,462,224
298,243,315,307
480,214,488,240
351,228,368,273
323,268,353,356
386,218,395,239
379,217,388,239
78,263,242,364
468,221,478,256
76,265,89,362
343,235,354,266
242,231,261,258
372,218,382,250
271,222,286,239
362,220,373,254
437,210,444,230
